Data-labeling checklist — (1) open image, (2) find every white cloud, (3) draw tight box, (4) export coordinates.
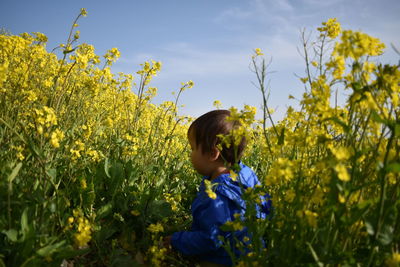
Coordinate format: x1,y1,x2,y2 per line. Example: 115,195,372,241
298,0,345,8
214,6,253,22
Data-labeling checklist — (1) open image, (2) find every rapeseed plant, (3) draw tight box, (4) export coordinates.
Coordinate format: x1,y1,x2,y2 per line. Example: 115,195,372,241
0,14,398,266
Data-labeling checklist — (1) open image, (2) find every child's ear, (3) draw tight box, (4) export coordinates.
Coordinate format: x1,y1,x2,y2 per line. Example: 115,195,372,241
209,147,220,161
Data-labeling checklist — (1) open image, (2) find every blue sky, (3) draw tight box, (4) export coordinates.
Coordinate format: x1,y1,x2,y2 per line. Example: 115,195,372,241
1,0,399,121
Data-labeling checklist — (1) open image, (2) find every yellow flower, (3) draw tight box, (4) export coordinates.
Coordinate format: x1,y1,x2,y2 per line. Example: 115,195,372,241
50,129,64,148
334,164,350,182
74,30,80,40
147,223,164,233
80,8,88,17
326,55,346,80
204,179,217,199
386,252,400,267
131,210,140,216
180,80,194,91
207,190,217,200
254,48,264,56
104,47,120,64
224,220,244,231
72,210,91,248
12,145,25,161
285,189,296,203
230,170,238,181
148,244,167,267
304,210,318,228
300,77,309,84
80,178,87,189
265,157,294,185
334,30,385,60
187,80,194,88
33,32,48,43
213,100,222,109
0,61,9,88
318,18,341,39
330,146,351,161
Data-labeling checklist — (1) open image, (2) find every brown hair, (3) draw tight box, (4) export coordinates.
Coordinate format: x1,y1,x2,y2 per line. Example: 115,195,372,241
188,110,246,165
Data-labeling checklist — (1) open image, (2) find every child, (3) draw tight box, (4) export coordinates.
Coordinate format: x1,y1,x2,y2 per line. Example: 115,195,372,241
164,110,271,266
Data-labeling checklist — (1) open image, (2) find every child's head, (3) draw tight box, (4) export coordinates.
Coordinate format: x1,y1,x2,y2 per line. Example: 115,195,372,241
188,109,247,166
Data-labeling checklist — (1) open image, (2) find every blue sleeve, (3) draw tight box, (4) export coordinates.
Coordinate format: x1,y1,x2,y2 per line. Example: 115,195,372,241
171,195,230,255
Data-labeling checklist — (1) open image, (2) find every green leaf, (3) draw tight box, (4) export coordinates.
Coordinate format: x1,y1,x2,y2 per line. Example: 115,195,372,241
46,168,57,182
109,161,124,198
104,158,111,178
370,110,387,124
36,240,67,257
307,242,324,267
95,225,118,242
394,123,400,137
27,138,42,158
148,200,172,219
2,229,18,242
97,202,113,220
386,162,400,173
56,246,90,261
20,208,31,241
8,162,22,184
110,249,140,267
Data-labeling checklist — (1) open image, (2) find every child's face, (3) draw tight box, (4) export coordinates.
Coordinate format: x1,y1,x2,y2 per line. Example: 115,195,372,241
188,131,213,176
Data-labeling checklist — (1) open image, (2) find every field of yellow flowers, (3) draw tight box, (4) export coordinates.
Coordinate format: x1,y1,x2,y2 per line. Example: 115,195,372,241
1,10,399,266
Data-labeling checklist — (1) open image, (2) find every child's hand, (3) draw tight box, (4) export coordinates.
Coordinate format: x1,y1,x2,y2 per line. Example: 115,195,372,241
162,235,172,250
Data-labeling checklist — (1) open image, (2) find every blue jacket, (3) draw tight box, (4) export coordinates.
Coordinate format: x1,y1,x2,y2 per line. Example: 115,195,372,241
171,163,272,266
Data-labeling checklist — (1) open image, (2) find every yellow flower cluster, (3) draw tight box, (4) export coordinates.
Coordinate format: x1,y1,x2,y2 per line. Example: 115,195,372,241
164,193,181,211
80,8,87,17
148,244,167,267
204,179,217,199
0,61,9,88
33,106,58,134
70,140,85,160
318,18,341,39
385,252,400,267
213,100,222,109
50,129,64,148
147,223,164,234
11,145,25,161
329,145,352,182
265,157,294,186
69,43,100,69
297,210,318,228
252,47,264,59
104,47,121,65
180,80,194,91
67,209,92,248
224,213,245,231
136,60,162,85
326,55,346,80
334,30,385,60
